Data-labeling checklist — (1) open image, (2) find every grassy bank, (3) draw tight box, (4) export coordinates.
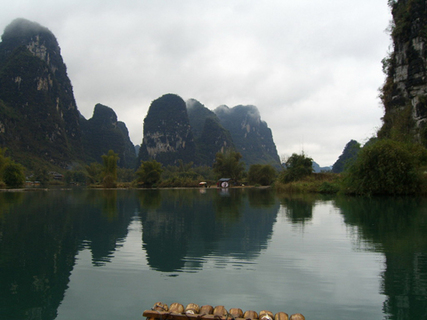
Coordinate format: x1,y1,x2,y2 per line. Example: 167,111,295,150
274,172,341,194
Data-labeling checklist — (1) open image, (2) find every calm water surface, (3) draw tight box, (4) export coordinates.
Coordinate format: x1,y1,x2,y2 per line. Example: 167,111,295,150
0,188,426,320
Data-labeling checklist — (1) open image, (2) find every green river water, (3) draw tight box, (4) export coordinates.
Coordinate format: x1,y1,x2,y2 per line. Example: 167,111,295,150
0,188,426,320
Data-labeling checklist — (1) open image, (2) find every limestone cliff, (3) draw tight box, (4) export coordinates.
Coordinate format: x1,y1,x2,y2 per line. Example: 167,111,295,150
0,18,82,167
139,96,280,168
138,94,196,165
331,139,361,173
380,0,427,144
0,18,138,170
80,104,136,168
186,99,234,165
214,105,281,168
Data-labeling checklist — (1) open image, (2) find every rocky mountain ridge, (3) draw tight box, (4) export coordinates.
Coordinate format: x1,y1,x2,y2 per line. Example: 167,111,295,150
80,104,136,168
138,94,196,165
138,94,281,168
380,0,427,144
0,18,281,171
0,18,82,167
0,18,135,169
214,104,281,168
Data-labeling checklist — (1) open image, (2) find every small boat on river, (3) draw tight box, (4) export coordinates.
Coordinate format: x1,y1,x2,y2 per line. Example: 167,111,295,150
143,302,305,320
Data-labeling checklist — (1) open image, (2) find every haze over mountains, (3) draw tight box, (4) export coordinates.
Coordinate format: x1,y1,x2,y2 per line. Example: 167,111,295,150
0,18,281,170
138,94,280,167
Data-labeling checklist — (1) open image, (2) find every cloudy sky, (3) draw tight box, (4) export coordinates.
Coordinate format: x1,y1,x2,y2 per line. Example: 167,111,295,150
0,0,392,166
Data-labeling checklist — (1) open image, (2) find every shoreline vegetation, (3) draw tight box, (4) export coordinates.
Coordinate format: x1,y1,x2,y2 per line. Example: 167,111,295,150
2,170,427,196
2,139,427,196
2,169,424,197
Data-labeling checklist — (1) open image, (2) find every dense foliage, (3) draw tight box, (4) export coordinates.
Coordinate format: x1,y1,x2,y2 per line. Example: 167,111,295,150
342,139,427,195
0,147,6,175
3,162,25,187
157,161,209,187
280,153,313,183
213,150,245,182
85,162,103,185
101,150,119,188
136,160,163,187
64,170,87,185
0,148,25,188
248,164,277,186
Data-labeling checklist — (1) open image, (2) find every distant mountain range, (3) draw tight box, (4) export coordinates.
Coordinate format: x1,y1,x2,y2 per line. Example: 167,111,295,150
312,162,332,173
138,94,281,168
0,18,281,170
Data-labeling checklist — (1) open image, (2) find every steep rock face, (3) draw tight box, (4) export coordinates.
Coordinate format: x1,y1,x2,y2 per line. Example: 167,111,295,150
81,104,136,168
117,122,137,167
332,139,360,173
187,99,220,138
0,18,82,167
214,105,281,168
138,94,196,165
380,0,427,143
187,99,234,165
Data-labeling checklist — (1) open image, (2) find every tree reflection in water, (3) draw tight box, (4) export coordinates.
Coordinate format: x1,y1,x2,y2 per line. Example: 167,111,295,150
0,190,426,319
336,196,427,319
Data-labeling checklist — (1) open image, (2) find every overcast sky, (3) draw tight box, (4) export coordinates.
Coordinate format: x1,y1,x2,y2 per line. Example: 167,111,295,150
0,0,392,166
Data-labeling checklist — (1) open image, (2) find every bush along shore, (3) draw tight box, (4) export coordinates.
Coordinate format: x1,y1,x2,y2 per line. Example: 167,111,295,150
4,139,427,197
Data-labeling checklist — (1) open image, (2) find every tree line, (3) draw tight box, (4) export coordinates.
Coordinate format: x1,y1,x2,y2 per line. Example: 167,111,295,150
0,147,279,189
3,137,427,196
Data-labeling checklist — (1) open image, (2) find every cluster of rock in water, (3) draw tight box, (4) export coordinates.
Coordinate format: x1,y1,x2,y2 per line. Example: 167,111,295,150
144,302,305,320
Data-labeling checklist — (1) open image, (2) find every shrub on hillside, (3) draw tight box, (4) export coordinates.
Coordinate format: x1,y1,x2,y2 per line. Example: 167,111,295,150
3,161,25,188
279,153,313,183
248,164,277,186
342,139,427,195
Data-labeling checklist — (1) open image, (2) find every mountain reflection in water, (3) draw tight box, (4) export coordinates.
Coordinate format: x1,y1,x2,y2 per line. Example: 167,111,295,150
0,189,426,320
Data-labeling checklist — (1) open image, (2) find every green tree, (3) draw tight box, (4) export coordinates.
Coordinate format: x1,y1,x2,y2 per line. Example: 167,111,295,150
101,150,119,188
3,161,25,188
32,166,49,187
213,150,245,181
65,170,87,185
64,171,73,185
117,168,136,182
193,165,215,181
0,148,7,176
136,160,163,187
248,164,277,186
280,153,313,183
343,139,427,195
0,148,8,187
86,162,103,185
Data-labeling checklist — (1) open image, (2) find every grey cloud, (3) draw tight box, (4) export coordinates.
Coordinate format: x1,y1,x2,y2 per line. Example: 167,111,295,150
0,0,391,166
